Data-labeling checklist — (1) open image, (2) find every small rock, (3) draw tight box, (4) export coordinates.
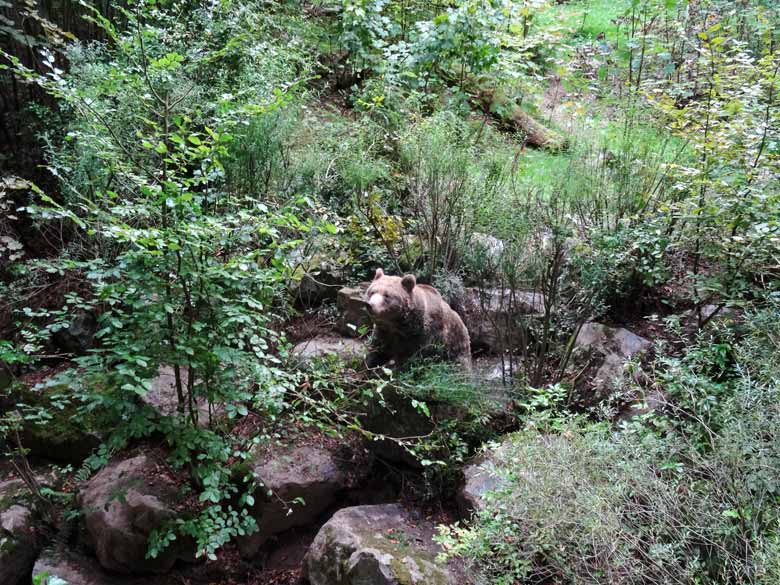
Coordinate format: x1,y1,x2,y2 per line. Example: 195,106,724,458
291,335,367,365
0,501,38,585
53,310,97,355
336,284,372,337
303,504,455,585
33,549,149,585
79,454,191,574
240,442,366,556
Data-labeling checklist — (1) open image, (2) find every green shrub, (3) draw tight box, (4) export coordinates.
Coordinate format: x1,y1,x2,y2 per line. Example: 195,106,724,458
440,302,780,585
439,407,780,584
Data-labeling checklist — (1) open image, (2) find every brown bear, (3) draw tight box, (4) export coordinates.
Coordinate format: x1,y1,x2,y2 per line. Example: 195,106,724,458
364,268,471,369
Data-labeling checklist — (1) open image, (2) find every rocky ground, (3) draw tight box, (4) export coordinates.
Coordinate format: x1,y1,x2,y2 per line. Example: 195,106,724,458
1,270,709,585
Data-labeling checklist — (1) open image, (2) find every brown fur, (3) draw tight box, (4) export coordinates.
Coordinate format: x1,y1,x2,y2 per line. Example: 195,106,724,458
364,269,471,369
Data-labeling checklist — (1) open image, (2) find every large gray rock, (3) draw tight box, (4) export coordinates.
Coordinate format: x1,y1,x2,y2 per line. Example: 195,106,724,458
291,335,367,365
336,284,371,337
469,233,505,268
287,239,346,307
461,287,545,353
142,365,223,425
303,504,455,585
0,494,38,585
457,442,511,517
240,442,366,556
33,549,151,585
79,454,190,574
573,323,652,399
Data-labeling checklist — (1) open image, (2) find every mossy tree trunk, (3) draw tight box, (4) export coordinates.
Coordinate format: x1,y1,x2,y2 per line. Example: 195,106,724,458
471,85,567,151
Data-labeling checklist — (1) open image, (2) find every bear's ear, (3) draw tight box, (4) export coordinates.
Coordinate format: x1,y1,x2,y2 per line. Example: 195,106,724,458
401,274,416,293
373,268,384,281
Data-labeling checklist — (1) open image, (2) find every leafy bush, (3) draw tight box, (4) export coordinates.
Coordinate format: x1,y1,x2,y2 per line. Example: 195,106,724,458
439,404,780,584
440,301,780,584
2,0,330,560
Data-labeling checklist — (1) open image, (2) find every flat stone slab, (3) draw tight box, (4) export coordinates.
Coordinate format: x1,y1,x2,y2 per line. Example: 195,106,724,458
291,335,367,364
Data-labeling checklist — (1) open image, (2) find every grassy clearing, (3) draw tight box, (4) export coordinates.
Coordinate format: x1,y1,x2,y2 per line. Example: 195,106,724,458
538,0,632,45
516,148,573,190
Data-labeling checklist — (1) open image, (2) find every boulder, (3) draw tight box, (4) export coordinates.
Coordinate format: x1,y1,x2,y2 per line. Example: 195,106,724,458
303,504,454,585
457,443,511,517
19,422,101,465
296,271,344,307
461,287,545,353
142,365,222,425
362,384,511,469
0,365,11,391
52,310,97,355
336,284,372,337
79,454,190,574
12,383,102,464
291,335,367,365
573,323,652,398
683,304,736,328
33,549,150,585
469,233,505,266
287,239,346,307
240,441,367,556
361,389,433,469
0,479,39,585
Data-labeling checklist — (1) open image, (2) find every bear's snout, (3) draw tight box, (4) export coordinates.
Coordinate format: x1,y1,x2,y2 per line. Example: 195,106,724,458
367,292,383,315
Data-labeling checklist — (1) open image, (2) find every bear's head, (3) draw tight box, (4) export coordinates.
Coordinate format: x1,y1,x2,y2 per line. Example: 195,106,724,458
365,268,416,325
